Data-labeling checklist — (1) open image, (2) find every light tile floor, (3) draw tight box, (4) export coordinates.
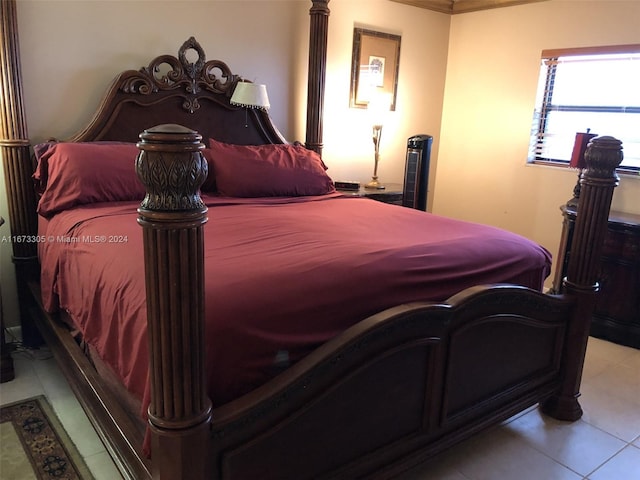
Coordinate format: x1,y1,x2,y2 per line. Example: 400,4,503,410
0,347,124,480
403,336,640,480
1,336,638,480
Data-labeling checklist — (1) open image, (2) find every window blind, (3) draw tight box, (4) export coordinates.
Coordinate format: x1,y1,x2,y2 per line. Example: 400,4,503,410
529,45,640,172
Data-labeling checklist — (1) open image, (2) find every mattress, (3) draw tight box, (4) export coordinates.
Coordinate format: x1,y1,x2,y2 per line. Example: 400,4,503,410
38,193,552,416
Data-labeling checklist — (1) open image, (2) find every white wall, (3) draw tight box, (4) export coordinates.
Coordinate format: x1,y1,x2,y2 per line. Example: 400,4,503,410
435,0,640,284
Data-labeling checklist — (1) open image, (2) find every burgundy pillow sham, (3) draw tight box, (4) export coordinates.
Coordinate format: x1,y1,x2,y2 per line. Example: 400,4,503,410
206,138,335,197
33,142,145,217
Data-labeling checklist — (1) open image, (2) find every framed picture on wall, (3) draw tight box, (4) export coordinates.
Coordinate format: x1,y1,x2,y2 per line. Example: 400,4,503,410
350,28,401,111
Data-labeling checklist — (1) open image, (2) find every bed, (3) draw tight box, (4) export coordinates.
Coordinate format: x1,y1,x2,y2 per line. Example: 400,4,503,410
0,2,625,480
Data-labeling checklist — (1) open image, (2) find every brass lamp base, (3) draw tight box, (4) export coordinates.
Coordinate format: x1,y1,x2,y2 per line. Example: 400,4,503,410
364,177,385,190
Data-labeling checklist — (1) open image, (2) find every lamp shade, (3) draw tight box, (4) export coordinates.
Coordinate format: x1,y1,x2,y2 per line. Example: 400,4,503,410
230,82,270,111
367,92,392,127
570,131,597,169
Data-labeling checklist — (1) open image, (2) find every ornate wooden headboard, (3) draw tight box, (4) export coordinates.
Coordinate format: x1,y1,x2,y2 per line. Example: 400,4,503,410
68,36,287,146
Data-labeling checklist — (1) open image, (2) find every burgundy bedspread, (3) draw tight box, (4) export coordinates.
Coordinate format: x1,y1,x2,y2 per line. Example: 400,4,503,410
39,194,551,414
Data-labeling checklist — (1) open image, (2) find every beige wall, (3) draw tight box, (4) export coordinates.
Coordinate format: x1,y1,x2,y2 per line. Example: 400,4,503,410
435,0,640,286
321,1,449,193
14,0,311,142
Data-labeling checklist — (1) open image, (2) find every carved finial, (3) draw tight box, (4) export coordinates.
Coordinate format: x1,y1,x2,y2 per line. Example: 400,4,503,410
583,136,623,180
135,124,207,211
179,36,206,94
310,0,330,13
120,37,237,106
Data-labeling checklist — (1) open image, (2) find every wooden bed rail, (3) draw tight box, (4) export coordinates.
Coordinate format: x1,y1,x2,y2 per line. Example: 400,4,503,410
542,135,623,420
135,124,212,479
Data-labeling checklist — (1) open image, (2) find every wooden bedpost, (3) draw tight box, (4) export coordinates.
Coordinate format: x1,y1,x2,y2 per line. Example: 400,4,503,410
542,136,623,421
136,124,211,480
0,0,41,347
305,0,330,156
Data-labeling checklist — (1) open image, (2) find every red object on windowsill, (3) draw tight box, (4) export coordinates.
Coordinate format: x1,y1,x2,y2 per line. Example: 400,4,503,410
570,131,597,169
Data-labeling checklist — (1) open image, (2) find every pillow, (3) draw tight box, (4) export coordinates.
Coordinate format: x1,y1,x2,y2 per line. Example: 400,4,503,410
207,138,335,197
33,142,145,217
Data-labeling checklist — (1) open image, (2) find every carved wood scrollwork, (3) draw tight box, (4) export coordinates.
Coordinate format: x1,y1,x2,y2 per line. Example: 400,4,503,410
120,37,240,113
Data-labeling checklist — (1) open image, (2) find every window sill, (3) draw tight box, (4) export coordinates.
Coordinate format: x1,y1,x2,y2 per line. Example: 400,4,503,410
526,161,640,179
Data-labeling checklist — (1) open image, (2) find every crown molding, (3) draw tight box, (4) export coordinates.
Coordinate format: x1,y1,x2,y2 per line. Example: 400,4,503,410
389,0,548,14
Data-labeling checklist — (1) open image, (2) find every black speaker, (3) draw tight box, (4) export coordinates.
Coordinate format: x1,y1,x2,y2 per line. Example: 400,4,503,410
403,134,433,210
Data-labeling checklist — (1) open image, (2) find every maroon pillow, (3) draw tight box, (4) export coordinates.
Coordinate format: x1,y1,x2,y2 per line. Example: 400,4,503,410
207,138,335,198
33,142,145,217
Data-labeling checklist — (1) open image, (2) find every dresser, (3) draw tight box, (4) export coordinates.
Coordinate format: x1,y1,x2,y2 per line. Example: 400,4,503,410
552,205,640,348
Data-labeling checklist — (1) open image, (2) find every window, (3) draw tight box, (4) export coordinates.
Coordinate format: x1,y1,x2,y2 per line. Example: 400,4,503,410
528,45,640,173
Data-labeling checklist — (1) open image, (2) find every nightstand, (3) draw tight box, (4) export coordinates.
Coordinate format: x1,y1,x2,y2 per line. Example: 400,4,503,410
337,182,403,206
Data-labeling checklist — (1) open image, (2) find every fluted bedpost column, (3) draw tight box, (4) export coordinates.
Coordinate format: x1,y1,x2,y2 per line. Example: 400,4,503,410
305,0,330,156
1,0,40,347
136,124,211,480
542,136,623,421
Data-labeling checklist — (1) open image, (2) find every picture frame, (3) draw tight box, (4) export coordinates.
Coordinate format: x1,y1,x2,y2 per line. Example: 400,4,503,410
350,28,401,111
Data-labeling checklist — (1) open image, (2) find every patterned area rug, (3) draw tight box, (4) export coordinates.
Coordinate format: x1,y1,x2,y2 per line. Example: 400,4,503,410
0,396,94,479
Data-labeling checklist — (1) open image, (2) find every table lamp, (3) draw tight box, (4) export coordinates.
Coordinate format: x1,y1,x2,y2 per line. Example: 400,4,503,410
364,92,391,190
